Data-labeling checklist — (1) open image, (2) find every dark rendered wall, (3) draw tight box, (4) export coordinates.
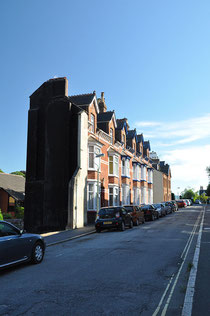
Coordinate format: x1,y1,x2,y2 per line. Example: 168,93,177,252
24,78,80,233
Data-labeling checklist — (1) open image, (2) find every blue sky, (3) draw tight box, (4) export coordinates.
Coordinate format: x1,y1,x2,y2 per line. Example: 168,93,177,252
0,0,210,195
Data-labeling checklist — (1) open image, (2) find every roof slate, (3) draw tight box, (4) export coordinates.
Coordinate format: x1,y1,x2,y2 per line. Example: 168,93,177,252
97,111,114,122
0,174,25,201
69,93,95,106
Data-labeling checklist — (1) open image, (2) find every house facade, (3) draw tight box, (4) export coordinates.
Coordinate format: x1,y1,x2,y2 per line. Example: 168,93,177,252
25,77,171,231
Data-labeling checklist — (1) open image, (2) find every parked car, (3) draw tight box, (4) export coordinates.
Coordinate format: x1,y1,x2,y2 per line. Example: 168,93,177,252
0,220,46,269
123,205,145,225
161,202,172,214
194,199,202,205
170,201,178,211
153,203,166,217
95,206,133,232
165,201,174,213
140,204,159,221
176,200,187,208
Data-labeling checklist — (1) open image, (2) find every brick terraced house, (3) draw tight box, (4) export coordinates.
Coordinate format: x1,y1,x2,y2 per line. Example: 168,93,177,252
25,77,171,231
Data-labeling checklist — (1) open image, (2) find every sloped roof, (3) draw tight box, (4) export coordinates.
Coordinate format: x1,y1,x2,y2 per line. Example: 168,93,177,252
0,174,25,201
97,111,117,127
137,134,144,144
69,93,95,106
127,129,137,139
159,161,170,175
144,141,151,151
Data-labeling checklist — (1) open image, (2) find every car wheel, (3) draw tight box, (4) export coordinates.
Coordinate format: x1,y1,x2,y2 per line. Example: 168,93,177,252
129,220,133,229
157,213,159,220
135,219,139,226
31,242,44,264
142,217,145,224
120,221,125,231
96,228,101,233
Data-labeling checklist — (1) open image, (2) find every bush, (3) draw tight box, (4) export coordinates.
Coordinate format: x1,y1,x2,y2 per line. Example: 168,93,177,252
2,212,13,219
0,209,3,220
15,206,24,219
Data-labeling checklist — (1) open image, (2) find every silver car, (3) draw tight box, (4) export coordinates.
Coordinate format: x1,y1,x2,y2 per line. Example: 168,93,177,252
0,220,46,269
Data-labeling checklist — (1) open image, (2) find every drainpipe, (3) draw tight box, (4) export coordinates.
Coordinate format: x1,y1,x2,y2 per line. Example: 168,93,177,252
66,111,82,229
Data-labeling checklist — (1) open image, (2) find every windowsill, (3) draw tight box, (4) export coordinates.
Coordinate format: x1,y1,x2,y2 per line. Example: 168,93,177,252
133,179,140,182
121,175,130,179
88,169,101,172
108,174,119,178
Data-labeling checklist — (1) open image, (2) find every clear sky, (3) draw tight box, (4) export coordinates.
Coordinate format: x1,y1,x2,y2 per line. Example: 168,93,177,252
0,0,210,195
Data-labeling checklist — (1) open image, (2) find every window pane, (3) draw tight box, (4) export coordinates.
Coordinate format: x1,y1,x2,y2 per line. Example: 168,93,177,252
109,156,113,174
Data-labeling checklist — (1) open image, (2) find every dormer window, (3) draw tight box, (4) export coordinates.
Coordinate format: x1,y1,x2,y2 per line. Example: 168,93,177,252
91,114,95,133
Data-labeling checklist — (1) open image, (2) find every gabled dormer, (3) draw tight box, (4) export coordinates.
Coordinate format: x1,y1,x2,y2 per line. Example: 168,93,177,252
137,134,144,156
115,118,129,146
69,92,99,133
143,141,151,158
97,111,117,144
126,129,137,153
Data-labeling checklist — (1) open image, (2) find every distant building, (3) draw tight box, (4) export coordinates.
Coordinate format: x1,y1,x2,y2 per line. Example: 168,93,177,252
151,152,171,203
0,173,25,214
199,186,207,196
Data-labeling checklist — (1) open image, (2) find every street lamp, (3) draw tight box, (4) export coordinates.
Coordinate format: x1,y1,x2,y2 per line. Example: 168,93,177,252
95,153,105,213
177,187,180,199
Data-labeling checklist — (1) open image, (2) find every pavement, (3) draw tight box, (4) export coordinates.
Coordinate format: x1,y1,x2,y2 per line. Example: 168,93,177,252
41,224,95,247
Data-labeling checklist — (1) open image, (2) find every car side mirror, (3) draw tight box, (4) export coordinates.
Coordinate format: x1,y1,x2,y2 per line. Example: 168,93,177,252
20,229,26,235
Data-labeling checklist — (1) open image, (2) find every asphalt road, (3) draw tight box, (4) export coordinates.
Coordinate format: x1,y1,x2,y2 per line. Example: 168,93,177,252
0,205,208,316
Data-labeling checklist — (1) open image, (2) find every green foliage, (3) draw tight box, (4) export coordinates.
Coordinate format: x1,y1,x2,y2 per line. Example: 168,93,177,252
0,169,4,173
0,209,3,220
182,188,195,199
206,166,210,181
10,171,25,177
15,206,24,219
2,212,13,219
207,184,210,196
200,193,208,203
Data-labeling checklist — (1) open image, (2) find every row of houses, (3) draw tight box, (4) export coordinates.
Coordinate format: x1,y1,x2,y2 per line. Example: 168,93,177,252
24,77,171,232
69,91,171,223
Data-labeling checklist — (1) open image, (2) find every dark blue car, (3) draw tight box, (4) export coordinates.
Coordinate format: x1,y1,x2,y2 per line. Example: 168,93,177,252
0,220,46,269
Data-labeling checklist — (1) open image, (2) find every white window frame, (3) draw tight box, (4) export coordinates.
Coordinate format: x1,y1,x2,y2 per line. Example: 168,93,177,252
90,114,95,133
133,187,140,205
122,184,130,205
109,186,119,206
87,181,98,210
88,144,102,171
108,154,119,177
121,158,130,177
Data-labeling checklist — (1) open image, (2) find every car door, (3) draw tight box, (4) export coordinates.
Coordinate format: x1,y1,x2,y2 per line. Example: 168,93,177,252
0,222,29,266
121,208,130,225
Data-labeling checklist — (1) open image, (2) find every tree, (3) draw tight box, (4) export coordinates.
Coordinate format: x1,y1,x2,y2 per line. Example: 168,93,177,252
206,166,210,181
0,169,4,173
181,188,195,200
10,171,25,177
207,184,210,196
171,192,175,200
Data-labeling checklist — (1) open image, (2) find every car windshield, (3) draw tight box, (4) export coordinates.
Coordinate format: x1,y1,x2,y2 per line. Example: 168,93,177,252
154,204,161,208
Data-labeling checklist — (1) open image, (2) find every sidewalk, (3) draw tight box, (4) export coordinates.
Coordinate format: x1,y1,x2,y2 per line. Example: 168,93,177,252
41,225,95,247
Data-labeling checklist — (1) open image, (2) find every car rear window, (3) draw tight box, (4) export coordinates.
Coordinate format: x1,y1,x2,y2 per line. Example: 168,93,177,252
123,206,133,212
99,208,120,218
140,205,150,210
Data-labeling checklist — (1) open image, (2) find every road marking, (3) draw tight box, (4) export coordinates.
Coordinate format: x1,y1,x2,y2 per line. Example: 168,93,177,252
152,212,202,316
181,206,205,316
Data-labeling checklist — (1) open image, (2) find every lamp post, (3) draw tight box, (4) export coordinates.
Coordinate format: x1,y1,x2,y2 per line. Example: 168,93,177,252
95,153,105,213
177,187,180,199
